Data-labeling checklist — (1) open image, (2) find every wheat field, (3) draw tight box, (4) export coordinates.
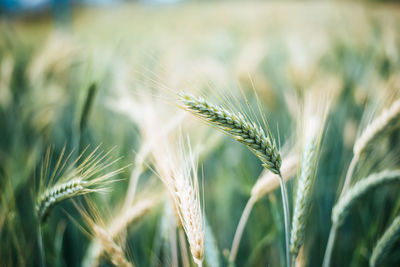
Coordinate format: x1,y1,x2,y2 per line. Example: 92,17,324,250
1,1,400,267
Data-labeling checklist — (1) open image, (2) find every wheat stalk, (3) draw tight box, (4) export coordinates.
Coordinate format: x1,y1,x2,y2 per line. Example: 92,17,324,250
93,225,134,267
229,152,299,263
180,92,281,174
333,170,400,226
370,215,400,267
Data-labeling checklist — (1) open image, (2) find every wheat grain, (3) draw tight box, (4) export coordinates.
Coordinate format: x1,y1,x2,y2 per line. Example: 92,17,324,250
36,178,86,222
332,170,400,226
180,92,281,174
370,215,400,267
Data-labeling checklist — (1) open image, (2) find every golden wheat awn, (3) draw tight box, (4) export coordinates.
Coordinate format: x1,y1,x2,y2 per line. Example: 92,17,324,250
93,225,134,267
370,215,400,267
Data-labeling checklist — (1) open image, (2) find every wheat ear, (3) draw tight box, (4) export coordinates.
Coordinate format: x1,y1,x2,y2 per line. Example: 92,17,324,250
290,139,319,261
324,100,400,267
180,92,281,174
342,99,400,194
324,171,400,266
152,137,204,266
333,170,400,226
354,99,400,158
370,215,400,267
36,147,122,223
93,225,133,267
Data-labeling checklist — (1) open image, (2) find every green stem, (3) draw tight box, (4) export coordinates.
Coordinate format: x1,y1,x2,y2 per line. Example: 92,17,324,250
279,174,291,267
229,196,256,263
38,225,46,267
322,224,338,267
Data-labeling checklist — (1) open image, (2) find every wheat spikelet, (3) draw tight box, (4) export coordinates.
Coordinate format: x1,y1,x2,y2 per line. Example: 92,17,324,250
36,147,123,223
290,139,318,257
332,170,400,226
290,89,328,260
180,92,281,174
93,225,134,267
251,153,299,201
152,136,204,266
354,99,400,158
37,178,86,221
370,215,400,267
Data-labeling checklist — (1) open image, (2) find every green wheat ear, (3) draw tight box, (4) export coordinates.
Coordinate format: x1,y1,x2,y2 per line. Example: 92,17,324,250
332,170,400,227
370,215,400,267
180,92,281,174
36,146,123,223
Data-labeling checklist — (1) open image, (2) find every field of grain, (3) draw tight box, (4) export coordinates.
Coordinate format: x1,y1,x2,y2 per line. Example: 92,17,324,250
1,2,400,266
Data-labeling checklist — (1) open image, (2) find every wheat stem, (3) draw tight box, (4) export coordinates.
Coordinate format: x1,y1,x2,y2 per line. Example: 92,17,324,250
229,196,256,263
279,174,291,267
179,228,191,267
340,155,359,197
37,224,46,267
322,224,338,267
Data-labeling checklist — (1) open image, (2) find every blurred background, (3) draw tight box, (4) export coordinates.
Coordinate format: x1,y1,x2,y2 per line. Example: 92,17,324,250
1,0,400,266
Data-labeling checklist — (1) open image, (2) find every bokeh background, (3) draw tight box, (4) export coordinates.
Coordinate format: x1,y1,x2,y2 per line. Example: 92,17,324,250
1,0,400,266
